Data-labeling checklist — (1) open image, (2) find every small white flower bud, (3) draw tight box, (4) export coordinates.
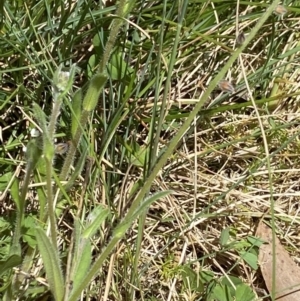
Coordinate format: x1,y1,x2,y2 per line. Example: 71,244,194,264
56,71,71,92
30,128,41,138
52,64,76,93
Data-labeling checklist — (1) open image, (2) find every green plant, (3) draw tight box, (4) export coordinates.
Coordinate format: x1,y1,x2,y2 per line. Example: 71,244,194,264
2,0,299,300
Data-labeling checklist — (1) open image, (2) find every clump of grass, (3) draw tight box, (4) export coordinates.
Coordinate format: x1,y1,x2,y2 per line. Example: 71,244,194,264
1,0,300,300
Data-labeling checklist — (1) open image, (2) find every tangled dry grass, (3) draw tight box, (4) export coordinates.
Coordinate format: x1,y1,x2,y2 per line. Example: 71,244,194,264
103,5,300,300
2,1,300,300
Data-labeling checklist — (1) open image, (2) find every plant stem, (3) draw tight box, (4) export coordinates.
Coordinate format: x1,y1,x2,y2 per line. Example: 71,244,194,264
45,157,57,249
48,94,63,140
98,0,136,74
10,162,33,254
59,110,89,181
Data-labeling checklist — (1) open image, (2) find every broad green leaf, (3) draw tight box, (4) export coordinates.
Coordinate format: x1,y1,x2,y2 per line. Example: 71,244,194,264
82,206,110,239
247,235,265,247
221,275,243,287
199,270,214,283
239,250,258,270
92,32,108,56
0,254,22,277
235,284,256,301
32,103,48,141
221,276,243,297
87,54,96,78
0,273,14,292
92,34,101,47
129,143,148,167
108,52,133,80
181,266,204,293
219,228,230,246
211,283,233,301
230,240,250,250
22,215,37,248
35,227,64,301
36,155,47,176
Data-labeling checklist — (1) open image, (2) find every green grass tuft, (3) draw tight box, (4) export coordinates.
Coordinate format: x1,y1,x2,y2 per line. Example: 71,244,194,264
1,1,300,300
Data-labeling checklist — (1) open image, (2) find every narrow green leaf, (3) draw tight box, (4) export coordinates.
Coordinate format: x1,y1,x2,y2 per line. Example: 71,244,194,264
98,107,129,162
32,103,48,140
113,190,173,238
278,45,300,59
127,0,282,248
32,103,54,160
82,73,107,112
34,173,47,220
35,227,64,301
133,190,173,221
82,206,110,239
10,177,20,212
0,172,13,191
71,88,83,139
25,138,43,169
67,191,172,301
63,146,88,192
72,219,81,260
122,0,136,16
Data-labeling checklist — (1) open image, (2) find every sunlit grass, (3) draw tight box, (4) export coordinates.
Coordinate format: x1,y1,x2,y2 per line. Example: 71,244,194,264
1,0,300,300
